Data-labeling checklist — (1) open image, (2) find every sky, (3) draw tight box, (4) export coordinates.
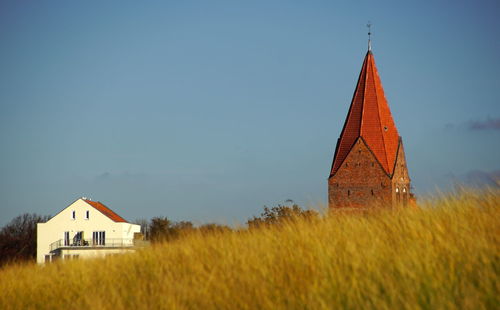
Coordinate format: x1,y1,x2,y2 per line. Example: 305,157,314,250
1,0,499,227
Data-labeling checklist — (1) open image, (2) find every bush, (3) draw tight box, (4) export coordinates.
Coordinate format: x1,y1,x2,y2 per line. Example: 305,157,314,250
247,203,318,228
0,213,50,266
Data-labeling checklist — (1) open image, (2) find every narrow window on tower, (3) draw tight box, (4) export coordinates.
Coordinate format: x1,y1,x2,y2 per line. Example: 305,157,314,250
371,189,374,195
347,190,350,196
71,211,76,220
371,162,374,167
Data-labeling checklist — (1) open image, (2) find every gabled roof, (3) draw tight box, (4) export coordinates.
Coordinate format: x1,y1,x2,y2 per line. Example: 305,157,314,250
84,199,128,223
330,50,400,177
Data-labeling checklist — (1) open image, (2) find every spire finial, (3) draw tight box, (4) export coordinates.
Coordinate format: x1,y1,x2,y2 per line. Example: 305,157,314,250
367,21,372,51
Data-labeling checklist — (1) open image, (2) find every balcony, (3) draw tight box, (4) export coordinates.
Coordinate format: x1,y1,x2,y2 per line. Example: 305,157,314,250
49,238,137,252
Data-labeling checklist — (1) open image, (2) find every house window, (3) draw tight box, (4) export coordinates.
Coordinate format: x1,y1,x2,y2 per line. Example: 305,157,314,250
64,231,70,246
93,231,106,245
347,190,350,196
74,231,84,246
371,189,374,196
85,210,89,220
71,210,76,220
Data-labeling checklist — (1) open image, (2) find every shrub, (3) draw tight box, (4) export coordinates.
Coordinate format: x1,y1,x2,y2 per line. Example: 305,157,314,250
247,203,319,228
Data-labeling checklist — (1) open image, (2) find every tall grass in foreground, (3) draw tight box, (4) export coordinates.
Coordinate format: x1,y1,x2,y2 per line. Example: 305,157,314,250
0,190,498,310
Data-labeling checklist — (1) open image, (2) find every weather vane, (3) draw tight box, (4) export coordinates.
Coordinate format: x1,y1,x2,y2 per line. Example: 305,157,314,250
367,21,372,51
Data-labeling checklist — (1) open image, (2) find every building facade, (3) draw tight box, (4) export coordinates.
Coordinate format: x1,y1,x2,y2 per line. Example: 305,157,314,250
328,47,414,209
37,198,142,264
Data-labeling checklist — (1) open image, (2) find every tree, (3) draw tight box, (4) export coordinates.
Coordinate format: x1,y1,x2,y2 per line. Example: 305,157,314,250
134,218,151,240
247,203,318,229
0,213,50,266
149,217,172,242
198,223,231,235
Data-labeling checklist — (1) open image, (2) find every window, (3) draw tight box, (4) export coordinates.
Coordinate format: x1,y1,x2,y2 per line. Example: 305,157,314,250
64,231,70,246
371,189,374,196
71,210,76,220
93,231,106,245
347,190,350,196
74,231,84,246
85,210,89,220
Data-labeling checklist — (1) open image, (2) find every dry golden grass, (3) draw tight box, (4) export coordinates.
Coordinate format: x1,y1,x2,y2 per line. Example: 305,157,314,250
0,189,498,309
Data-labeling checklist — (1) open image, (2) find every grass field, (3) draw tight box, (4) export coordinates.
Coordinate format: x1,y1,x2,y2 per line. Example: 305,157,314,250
0,189,498,309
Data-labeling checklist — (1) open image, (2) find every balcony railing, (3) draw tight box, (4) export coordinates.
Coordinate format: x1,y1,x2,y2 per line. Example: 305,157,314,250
50,238,136,252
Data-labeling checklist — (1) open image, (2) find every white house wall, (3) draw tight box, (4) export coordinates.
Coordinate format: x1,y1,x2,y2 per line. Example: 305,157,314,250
59,248,136,260
37,198,140,264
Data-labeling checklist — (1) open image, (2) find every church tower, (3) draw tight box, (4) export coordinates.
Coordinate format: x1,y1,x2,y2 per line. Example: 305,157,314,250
328,43,414,209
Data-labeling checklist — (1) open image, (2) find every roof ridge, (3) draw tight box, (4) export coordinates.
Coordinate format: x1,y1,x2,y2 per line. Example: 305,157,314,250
369,54,390,172
84,199,128,223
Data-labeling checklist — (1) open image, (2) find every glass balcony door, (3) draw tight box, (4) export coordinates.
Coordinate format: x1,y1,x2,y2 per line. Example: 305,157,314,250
93,231,105,245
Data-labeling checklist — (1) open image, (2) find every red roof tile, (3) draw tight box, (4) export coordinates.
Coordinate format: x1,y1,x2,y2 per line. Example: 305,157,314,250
330,51,400,176
84,200,128,223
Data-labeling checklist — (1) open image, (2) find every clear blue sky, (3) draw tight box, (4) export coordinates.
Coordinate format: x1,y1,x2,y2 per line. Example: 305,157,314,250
1,0,499,226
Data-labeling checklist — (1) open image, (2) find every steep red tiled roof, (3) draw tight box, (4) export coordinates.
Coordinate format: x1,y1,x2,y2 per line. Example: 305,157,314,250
84,199,128,222
330,50,400,176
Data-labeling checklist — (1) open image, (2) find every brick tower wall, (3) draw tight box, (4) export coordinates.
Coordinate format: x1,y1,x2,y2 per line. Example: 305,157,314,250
391,139,412,206
328,138,393,208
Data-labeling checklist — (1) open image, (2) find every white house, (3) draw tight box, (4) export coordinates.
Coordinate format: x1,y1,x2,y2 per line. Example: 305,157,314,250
37,198,142,264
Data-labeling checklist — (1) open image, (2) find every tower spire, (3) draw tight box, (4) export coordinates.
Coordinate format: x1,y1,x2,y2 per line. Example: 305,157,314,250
367,22,372,51
327,42,414,209
329,46,400,177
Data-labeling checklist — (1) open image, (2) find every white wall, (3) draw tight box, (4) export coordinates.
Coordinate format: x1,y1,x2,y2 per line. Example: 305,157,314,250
37,198,140,264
